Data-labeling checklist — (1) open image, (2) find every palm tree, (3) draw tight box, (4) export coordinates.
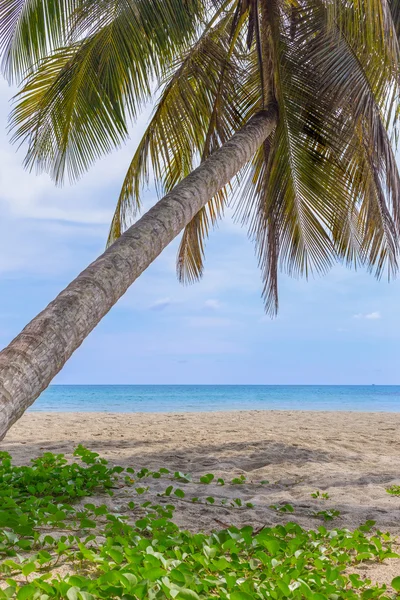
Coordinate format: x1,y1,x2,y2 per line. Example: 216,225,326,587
0,0,399,437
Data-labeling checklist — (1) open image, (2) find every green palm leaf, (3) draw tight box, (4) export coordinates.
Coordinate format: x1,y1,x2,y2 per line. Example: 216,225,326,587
238,0,400,312
8,0,211,182
0,0,77,82
108,7,249,269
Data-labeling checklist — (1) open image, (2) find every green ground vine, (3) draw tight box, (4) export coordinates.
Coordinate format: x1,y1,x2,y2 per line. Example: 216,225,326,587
0,446,399,599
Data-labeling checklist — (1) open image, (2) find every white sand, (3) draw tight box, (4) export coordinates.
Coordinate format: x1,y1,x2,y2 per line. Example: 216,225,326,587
2,410,400,585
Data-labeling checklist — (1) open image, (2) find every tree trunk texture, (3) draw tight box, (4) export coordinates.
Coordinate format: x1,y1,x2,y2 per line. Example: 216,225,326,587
0,107,277,439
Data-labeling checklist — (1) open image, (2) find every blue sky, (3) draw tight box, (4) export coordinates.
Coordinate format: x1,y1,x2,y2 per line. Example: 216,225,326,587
0,78,399,385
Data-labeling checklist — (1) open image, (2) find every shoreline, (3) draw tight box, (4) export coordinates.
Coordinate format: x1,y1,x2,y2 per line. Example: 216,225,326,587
27,408,400,414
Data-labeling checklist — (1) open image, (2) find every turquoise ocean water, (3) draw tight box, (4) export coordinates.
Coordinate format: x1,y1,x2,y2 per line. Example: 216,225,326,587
29,385,400,412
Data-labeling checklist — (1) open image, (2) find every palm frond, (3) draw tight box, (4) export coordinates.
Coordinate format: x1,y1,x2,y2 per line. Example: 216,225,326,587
0,0,77,82
9,0,213,184
11,37,132,183
325,0,399,61
242,3,341,312
177,8,251,283
389,0,400,36
108,7,248,252
0,0,212,83
237,0,400,313
301,0,400,262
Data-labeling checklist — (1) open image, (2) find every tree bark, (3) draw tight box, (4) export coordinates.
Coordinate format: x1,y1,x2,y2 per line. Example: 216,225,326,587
0,106,277,439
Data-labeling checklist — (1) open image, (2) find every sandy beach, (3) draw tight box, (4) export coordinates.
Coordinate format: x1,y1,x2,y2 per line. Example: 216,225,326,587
3,410,400,530
2,409,400,586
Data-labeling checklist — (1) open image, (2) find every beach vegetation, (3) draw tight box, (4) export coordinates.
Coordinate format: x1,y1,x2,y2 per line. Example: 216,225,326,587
1,1,400,431
1,446,399,599
199,474,214,485
231,476,247,486
392,577,400,592
269,503,295,514
173,473,192,484
311,491,330,500
386,485,400,496
312,509,341,522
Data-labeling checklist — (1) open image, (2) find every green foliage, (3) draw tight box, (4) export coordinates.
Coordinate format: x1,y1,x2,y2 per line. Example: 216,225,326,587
392,576,400,591
231,475,246,485
199,473,214,485
270,503,295,513
0,447,399,599
0,445,118,503
386,485,400,496
311,491,330,500
313,509,341,522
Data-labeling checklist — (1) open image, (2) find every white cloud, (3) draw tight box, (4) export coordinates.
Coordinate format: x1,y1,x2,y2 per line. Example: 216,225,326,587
0,79,154,228
204,299,221,310
366,312,381,320
149,297,171,311
353,311,381,320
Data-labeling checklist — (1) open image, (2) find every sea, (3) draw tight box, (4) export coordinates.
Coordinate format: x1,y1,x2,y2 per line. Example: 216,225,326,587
29,385,400,413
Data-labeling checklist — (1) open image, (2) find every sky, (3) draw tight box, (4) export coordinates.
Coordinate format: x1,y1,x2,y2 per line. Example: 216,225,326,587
0,78,399,385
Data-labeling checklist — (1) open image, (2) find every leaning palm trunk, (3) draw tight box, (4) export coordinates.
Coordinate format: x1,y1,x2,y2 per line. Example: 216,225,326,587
0,108,277,439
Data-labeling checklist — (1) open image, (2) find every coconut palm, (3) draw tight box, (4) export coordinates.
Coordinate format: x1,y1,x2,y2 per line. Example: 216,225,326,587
0,0,399,437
